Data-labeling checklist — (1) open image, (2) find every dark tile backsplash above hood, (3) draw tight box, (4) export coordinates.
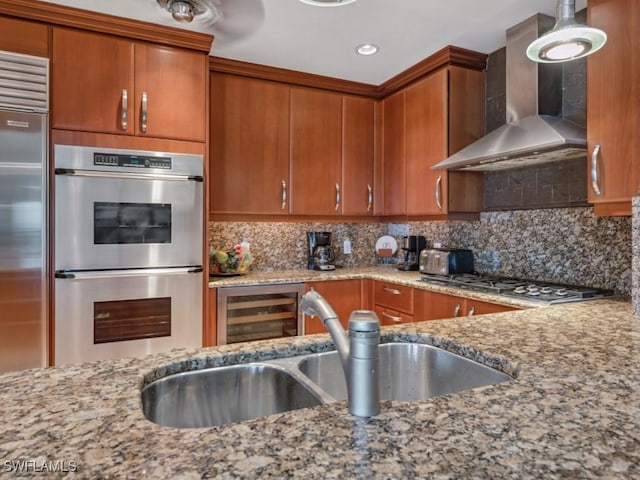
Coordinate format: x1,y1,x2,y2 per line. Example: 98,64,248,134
434,13,587,172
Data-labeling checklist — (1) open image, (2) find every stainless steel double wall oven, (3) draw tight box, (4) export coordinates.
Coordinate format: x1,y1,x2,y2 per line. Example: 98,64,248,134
54,145,203,365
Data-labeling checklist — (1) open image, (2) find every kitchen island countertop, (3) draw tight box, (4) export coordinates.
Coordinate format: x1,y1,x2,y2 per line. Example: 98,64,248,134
1,297,639,478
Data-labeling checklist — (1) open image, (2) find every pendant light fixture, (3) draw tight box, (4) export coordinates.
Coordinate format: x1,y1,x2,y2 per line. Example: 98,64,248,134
526,0,607,63
156,0,219,24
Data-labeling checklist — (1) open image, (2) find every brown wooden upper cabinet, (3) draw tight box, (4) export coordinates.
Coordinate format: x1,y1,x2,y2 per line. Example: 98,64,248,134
52,27,206,142
586,0,640,216
290,88,375,216
0,16,48,57
382,66,485,217
210,73,290,215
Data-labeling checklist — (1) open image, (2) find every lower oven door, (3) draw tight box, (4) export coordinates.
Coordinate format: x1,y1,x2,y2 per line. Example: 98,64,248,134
54,267,202,366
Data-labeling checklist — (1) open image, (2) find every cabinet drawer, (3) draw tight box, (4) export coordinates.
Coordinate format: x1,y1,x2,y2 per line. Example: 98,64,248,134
374,305,413,326
374,281,414,314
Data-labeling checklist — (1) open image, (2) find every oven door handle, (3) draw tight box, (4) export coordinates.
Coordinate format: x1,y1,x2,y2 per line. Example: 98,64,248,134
55,267,203,279
54,168,203,183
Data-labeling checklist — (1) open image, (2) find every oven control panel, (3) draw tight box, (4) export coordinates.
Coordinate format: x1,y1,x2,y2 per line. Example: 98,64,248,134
94,153,172,169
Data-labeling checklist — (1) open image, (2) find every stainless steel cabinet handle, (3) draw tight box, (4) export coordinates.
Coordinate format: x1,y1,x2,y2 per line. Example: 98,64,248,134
435,175,443,210
383,286,401,295
367,184,373,212
335,183,341,212
382,312,402,323
55,266,202,279
281,180,287,210
591,144,602,196
467,306,475,317
120,89,128,130
141,92,148,133
453,302,461,317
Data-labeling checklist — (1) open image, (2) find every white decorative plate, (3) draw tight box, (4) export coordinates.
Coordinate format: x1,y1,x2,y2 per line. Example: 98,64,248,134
375,235,398,255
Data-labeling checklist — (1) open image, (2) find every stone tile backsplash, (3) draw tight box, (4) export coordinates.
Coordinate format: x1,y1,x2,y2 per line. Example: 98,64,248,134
210,206,631,295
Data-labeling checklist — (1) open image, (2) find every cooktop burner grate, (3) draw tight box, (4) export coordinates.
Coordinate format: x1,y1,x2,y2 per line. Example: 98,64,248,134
419,273,614,305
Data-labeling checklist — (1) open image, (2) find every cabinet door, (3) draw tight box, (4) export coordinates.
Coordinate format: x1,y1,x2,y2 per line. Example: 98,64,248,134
405,70,448,215
342,96,375,215
587,0,640,215
134,43,206,142
304,280,362,334
290,88,343,215
52,28,135,135
414,290,464,321
0,17,48,57
210,74,290,214
381,90,406,215
466,299,518,317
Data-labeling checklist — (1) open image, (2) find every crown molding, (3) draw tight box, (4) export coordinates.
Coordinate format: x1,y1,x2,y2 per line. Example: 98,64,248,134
0,0,214,52
209,57,378,97
210,46,487,99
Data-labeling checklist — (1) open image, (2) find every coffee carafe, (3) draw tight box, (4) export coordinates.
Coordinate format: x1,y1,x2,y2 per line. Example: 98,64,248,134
397,235,427,271
307,231,336,271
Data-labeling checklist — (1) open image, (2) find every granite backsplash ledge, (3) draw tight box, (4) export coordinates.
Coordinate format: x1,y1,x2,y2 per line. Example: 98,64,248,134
209,207,631,295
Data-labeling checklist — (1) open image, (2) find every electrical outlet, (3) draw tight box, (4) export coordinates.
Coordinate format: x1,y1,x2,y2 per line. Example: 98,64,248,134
343,238,352,255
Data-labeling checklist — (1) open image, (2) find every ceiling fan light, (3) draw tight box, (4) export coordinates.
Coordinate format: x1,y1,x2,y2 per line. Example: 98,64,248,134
298,0,357,7
526,0,607,63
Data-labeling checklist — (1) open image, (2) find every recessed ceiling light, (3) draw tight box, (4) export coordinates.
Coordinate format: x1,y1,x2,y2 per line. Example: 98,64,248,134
298,0,357,6
355,44,379,56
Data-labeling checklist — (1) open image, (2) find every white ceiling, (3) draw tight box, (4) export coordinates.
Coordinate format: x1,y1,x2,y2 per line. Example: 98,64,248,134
39,0,587,85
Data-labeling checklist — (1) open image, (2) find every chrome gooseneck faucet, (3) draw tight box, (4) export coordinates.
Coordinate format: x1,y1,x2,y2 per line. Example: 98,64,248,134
300,290,380,417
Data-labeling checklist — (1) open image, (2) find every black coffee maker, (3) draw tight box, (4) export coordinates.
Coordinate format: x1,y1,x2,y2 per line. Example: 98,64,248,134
397,235,427,271
307,231,336,271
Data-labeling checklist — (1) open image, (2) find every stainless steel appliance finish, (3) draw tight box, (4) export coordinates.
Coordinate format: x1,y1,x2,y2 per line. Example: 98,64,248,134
420,272,614,305
55,268,202,365
54,145,203,270
433,15,587,172
0,50,49,372
54,145,204,365
419,248,474,276
217,283,305,345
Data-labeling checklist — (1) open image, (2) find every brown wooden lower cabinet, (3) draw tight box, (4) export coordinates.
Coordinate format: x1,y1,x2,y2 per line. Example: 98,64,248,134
304,279,362,334
374,305,413,326
415,289,518,321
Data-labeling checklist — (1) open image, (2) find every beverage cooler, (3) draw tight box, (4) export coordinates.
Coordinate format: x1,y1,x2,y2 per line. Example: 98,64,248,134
216,283,305,345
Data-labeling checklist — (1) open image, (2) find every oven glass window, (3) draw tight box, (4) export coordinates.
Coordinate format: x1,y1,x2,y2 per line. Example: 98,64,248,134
94,297,171,343
94,202,171,244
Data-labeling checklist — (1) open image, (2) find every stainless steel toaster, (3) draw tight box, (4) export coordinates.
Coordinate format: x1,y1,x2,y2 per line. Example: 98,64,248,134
419,248,474,275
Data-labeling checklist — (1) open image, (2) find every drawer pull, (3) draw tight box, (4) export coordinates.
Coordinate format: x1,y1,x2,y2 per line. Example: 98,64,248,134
467,306,475,317
382,312,402,322
453,302,461,317
383,287,402,295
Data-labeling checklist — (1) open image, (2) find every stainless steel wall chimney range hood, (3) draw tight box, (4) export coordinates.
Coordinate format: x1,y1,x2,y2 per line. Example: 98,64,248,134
433,14,587,172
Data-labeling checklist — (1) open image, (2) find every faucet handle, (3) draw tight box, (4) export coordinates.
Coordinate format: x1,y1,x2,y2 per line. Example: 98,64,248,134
348,310,380,333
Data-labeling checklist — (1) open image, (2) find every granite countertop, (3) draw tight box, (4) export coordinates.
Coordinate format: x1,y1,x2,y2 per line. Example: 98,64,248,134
208,266,548,309
1,297,639,478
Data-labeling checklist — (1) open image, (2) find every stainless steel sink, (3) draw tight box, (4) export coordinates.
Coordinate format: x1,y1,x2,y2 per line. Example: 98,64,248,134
142,342,512,428
296,342,512,401
141,363,323,428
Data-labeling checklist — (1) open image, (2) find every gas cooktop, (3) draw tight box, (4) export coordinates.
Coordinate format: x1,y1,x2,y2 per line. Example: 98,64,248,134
420,272,614,305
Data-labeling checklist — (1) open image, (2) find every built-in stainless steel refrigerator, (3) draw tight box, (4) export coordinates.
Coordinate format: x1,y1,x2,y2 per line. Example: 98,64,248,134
0,50,49,372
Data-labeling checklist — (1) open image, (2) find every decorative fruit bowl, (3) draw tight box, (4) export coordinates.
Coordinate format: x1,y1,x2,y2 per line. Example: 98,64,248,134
209,243,253,275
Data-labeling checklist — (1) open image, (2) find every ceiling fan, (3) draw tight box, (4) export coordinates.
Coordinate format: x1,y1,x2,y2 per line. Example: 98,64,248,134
153,0,264,41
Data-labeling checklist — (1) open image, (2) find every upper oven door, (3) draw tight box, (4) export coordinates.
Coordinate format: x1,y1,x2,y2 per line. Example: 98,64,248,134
54,145,203,270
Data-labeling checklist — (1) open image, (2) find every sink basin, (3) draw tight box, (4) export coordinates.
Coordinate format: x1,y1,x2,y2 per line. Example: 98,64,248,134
142,341,512,428
141,363,323,428
296,342,511,401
